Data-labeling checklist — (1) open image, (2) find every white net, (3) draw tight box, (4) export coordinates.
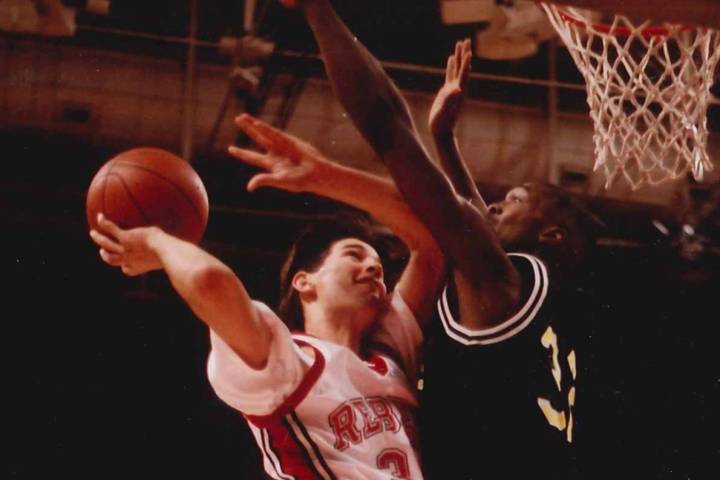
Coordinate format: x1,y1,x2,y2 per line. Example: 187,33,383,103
541,3,720,189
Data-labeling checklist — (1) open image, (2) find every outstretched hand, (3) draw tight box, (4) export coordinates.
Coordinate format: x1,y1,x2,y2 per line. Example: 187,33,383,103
89,214,163,276
429,39,472,136
229,114,331,193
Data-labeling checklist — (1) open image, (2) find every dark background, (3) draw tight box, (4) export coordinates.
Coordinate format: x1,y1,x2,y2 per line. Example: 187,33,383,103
4,0,720,478
3,134,719,479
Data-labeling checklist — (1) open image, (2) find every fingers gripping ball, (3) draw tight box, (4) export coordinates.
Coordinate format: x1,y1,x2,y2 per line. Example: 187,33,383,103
86,148,209,243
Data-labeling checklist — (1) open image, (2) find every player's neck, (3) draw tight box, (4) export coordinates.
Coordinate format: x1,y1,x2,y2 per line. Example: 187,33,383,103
303,304,372,355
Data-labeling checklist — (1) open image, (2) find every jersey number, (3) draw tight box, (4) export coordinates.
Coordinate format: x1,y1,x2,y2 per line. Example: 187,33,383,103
537,326,577,443
377,448,410,479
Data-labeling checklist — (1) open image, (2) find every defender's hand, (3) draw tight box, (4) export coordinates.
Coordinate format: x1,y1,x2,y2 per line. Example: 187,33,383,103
89,214,163,276
229,114,331,193
429,39,472,136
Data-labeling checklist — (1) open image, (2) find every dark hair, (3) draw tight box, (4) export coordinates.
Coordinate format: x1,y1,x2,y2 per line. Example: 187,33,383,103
277,213,386,331
524,182,604,269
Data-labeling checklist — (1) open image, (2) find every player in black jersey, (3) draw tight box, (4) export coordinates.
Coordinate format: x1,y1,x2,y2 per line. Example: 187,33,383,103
420,41,600,478
281,1,600,477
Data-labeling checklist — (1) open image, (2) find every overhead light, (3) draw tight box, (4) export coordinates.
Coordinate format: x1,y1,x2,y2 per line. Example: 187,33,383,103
652,220,670,236
0,0,40,33
439,0,498,25
475,29,539,60
231,66,262,93
473,1,555,60
0,0,75,36
85,0,110,16
682,224,696,236
219,35,275,63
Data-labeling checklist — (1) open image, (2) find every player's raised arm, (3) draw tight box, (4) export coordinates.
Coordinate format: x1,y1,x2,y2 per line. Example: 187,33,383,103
89,214,272,368
282,0,520,326
228,114,445,325
282,0,517,303
429,39,487,213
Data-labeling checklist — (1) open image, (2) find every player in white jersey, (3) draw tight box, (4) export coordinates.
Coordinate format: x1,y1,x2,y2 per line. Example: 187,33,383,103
209,287,422,479
89,114,444,479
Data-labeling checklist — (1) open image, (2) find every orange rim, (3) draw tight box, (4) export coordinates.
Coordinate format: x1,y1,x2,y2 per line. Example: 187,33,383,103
544,3,695,38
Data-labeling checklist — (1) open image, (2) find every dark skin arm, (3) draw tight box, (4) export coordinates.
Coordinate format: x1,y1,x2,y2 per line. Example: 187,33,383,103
428,39,487,213
285,0,520,329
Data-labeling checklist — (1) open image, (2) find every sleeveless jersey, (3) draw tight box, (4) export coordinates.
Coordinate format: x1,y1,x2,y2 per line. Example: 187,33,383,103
207,292,424,480
420,253,583,479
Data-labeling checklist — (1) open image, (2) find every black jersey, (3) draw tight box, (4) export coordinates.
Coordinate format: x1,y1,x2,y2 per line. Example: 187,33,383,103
420,253,583,479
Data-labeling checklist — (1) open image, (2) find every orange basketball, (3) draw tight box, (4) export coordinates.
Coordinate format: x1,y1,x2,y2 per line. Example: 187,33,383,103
86,148,209,243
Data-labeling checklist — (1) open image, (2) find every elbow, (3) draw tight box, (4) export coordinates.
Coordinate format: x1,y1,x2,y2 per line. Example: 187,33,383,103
189,263,239,303
188,265,272,369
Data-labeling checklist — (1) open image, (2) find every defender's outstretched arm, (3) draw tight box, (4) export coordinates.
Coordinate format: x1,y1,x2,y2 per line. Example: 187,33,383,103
287,0,516,295
229,114,445,324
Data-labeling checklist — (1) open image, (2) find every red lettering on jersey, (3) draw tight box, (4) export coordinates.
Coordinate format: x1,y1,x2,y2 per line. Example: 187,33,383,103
377,448,410,479
368,397,399,432
351,399,383,438
328,403,362,451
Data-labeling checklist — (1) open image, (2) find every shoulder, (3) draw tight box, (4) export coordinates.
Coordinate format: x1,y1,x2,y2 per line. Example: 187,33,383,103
375,290,421,337
369,290,424,380
435,253,551,346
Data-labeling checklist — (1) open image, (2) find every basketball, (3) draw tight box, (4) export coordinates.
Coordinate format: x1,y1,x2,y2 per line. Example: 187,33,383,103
86,147,209,243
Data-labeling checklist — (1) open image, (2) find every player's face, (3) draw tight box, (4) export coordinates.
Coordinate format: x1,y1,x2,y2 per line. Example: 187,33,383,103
487,186,543,249
309,238,388,325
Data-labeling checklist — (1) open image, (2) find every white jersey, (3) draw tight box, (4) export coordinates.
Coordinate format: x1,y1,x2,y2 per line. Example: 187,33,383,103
207,291,424,480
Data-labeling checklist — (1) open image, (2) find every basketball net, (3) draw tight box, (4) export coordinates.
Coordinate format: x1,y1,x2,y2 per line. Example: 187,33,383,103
541,3,720,189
